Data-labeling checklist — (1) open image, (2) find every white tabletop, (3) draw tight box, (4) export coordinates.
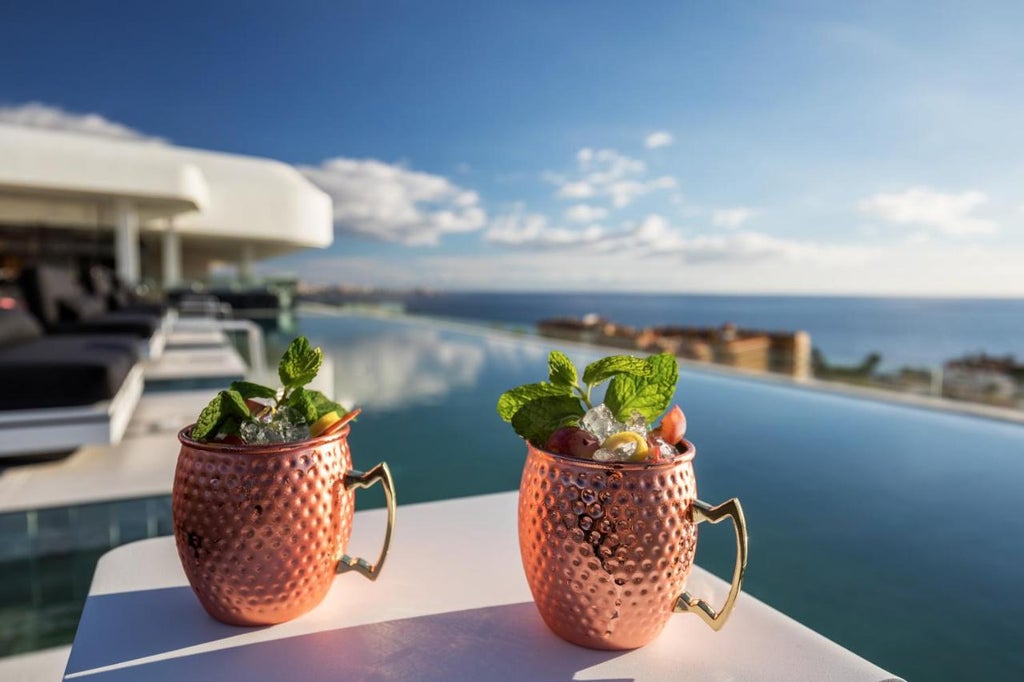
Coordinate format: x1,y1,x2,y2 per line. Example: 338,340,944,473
63,491,903,681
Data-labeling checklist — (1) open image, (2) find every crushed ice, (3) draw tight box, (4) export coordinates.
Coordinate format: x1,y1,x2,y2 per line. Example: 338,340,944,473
241,405,310,444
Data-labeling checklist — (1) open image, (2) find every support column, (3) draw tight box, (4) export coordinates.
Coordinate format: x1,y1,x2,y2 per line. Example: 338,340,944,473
238,243,254,284
162,217,182,288
113,198,140,284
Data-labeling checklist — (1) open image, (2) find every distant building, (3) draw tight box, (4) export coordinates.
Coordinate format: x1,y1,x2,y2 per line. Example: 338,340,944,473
943,354,1022,406
538,317,812,379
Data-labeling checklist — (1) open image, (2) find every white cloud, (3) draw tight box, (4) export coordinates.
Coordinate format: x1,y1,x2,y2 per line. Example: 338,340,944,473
579,148,647,179
485,210,871,266
606,176,678,209
0,102,165,142
545,147,677,209
286,237,907,293
564,204,609,223
644,131,675,149
485,209,605,248
557,181,597,199
712,207,756,229
858,186,997,236
301,157,487,245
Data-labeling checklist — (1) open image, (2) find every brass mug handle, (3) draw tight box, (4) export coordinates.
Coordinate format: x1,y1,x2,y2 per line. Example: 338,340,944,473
674,497,748,631
336,462,396,581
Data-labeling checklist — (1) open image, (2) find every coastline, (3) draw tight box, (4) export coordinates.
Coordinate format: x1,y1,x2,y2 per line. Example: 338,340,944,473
299,302,1024,428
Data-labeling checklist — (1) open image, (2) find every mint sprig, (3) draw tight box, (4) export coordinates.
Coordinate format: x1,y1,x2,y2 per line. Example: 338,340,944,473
496,351,678,444
190,336,348,442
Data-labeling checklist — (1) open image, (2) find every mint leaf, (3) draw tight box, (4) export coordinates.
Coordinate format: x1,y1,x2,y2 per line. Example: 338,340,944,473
548,351,578,387
221,389,251,419
192,395,224,441
605,353,678,422
278,336,323,389
305,389,348,421
219,416,242,438
497,382,573,422
582,355,651,387
230,381,277,400
285,387,318,424
510,395,585,445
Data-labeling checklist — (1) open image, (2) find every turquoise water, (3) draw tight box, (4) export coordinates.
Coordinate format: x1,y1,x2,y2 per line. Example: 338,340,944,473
3,310,1023,680
288,312,1024,681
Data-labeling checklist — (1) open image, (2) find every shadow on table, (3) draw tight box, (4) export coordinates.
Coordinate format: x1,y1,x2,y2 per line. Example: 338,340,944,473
64,585,266,675
66,601,633,681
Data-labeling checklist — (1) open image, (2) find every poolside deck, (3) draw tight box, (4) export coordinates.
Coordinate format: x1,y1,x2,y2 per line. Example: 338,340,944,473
60,492,903,681
0,390,209,516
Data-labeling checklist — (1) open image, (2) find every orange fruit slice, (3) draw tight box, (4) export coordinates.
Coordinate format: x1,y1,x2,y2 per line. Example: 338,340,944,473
310,411,341,437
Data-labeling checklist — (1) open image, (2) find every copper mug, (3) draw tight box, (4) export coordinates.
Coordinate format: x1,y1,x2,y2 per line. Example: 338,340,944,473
172,424,396,626
519,439,748,650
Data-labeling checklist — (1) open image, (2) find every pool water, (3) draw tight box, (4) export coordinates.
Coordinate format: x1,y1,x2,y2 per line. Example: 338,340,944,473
292,313,1024,681
4,311,1024,680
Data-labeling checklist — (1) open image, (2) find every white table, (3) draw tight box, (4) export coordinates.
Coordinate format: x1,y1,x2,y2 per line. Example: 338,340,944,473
63,492,903,681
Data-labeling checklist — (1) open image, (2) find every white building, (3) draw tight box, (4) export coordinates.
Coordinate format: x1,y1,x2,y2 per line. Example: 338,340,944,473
0,122,332,287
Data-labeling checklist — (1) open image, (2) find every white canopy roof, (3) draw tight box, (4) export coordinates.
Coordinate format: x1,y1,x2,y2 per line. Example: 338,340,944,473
0,122,333,267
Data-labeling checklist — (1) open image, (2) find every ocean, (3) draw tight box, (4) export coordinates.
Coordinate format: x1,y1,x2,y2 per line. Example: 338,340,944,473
399,292,1024,370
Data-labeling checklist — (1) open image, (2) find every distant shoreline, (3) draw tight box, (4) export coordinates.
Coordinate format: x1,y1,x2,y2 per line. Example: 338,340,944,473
299,302,1024,428
301,289,1024,302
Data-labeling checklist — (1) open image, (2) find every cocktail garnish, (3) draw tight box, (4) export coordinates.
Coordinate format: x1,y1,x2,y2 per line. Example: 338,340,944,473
191,336,350,443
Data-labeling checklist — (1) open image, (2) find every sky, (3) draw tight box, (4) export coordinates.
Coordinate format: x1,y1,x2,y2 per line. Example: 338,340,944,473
1,1,1023,296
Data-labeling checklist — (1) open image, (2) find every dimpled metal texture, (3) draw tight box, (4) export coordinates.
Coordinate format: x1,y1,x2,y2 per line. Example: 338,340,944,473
519,440,698,650
172,426,354,626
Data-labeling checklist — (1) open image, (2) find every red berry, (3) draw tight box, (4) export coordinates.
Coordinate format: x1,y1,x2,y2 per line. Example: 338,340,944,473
659,405,687,444
544,426,600,459
244,399,267,414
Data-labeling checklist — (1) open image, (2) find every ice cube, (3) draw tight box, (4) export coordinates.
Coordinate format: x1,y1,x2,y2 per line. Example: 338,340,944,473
240,406,311,444
241,420,271,445
582,404,625,442
625,410,648,437
281,421,311,443
592,448,616,462
657,438,678,461
610,439,638,460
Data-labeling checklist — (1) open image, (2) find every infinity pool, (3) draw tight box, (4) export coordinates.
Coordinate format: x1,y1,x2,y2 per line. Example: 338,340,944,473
4,311,1023,680
292,312,1024,681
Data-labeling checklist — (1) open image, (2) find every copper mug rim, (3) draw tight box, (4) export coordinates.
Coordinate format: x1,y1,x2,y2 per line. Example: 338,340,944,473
178,422,352,455
527,437,695,469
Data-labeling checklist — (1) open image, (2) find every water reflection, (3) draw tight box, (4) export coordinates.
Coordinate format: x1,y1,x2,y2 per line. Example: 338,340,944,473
320,326,487,410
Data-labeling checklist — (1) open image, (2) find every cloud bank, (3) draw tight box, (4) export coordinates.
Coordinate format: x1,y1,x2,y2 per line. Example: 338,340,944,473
0,102,165,143
486,210,871,265
545,148,677,209
858,186,996,236
712,207,755,229
301,158,487,245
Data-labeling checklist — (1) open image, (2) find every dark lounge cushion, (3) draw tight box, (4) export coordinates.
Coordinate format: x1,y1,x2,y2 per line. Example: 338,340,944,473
0,335,138,409
58,295,107,323
52,312,159,338
18,264,160,339
83,265,114,298
0,308,43,349
123,302,168,316
84,265,169,316
18,264,84,328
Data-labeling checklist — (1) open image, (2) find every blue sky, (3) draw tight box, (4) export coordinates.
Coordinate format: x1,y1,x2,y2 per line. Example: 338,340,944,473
2,1,1023,295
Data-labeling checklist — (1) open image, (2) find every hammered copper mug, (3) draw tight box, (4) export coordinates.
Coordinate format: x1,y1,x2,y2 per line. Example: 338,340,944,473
172,423,396,626
519,439,748,650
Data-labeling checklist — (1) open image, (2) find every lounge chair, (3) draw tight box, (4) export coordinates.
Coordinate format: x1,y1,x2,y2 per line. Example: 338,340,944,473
0,307,144,457
17,264,166,359
81,264,177,335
